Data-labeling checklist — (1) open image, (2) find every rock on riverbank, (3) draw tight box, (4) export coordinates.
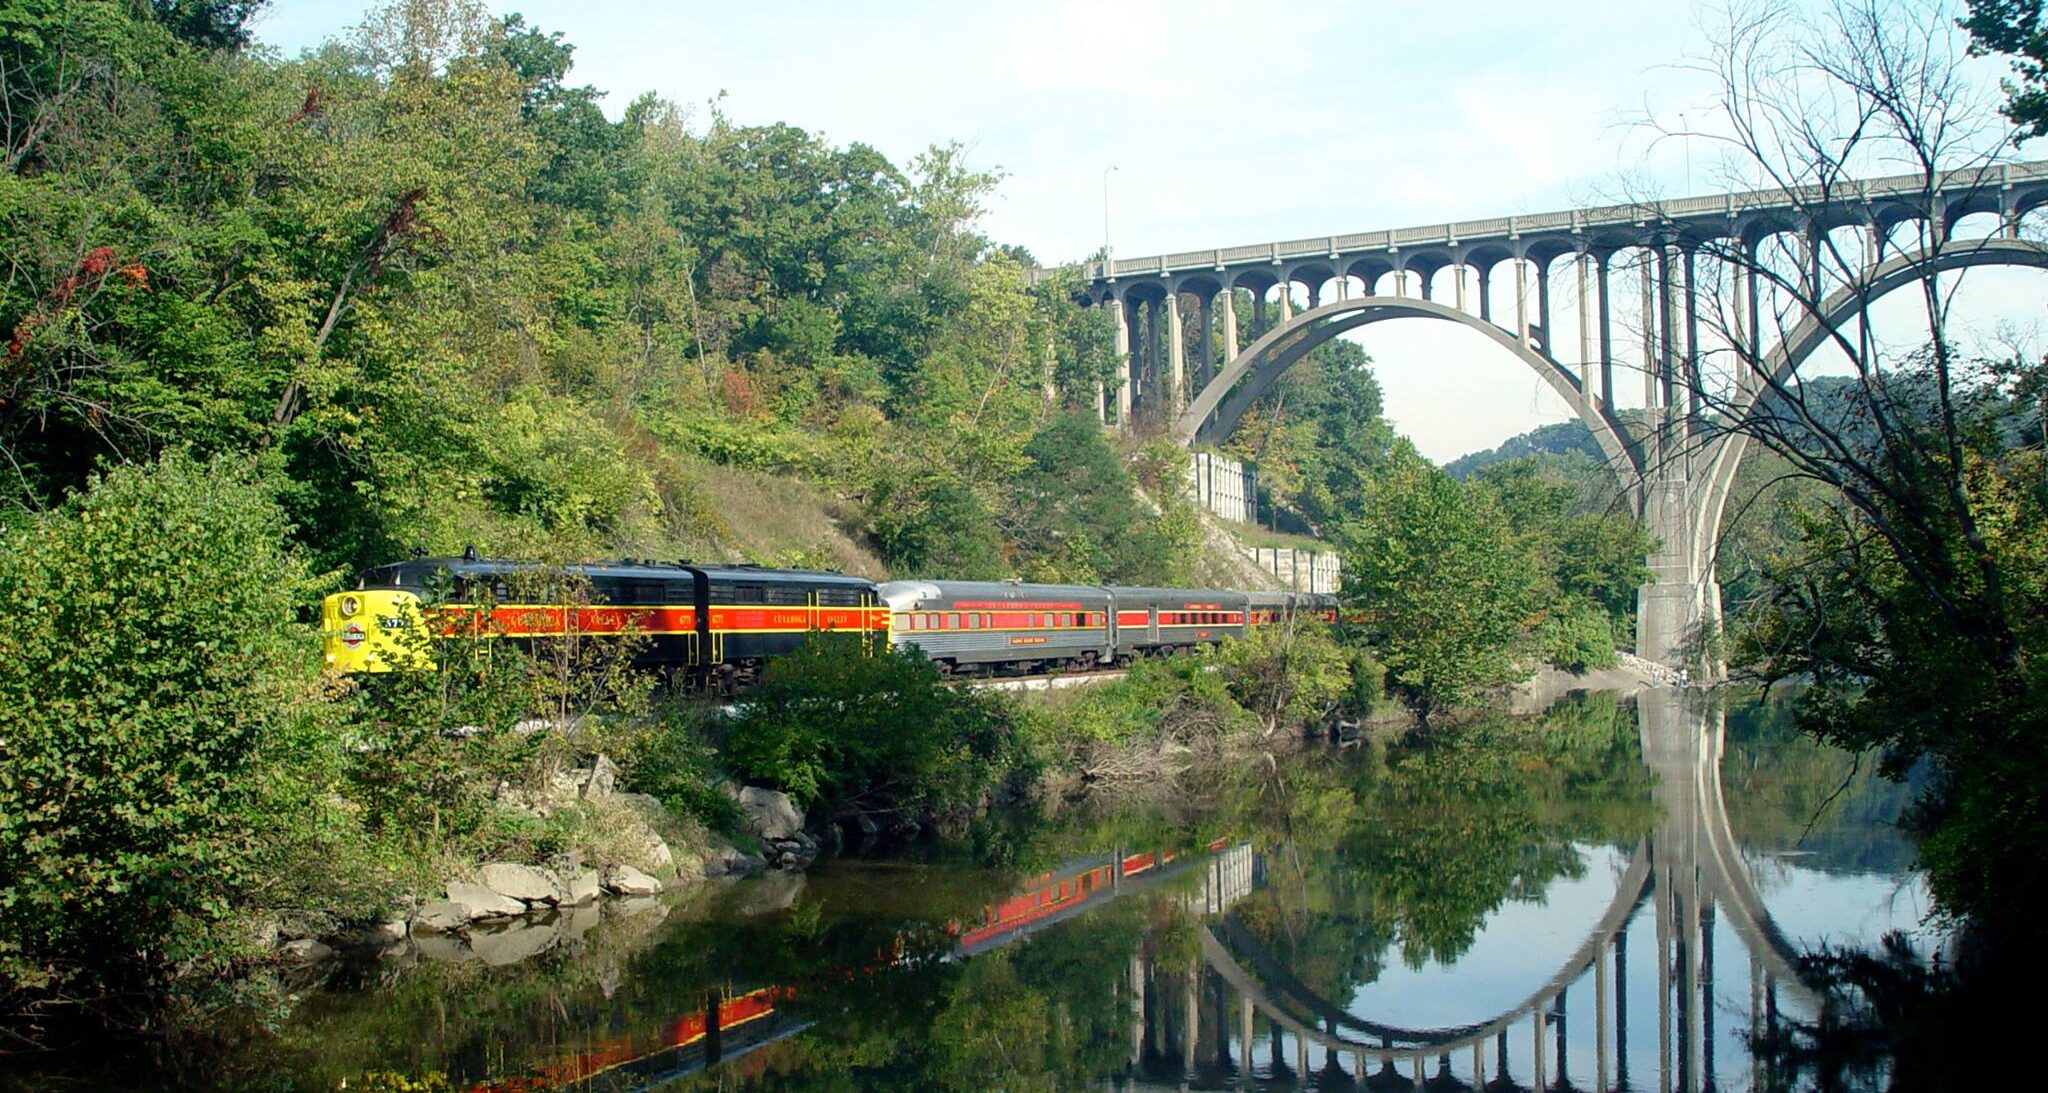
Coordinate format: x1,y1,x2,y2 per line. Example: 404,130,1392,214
268,753,771,964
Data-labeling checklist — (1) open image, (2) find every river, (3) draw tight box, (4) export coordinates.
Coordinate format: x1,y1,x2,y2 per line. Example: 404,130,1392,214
3,688,1930,1092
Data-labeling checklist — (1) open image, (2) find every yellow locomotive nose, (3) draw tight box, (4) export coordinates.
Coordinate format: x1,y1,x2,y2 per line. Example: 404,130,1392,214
322,589,429,673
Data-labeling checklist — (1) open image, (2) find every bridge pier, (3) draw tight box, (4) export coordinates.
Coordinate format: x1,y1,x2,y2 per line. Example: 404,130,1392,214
1636,461,1724,676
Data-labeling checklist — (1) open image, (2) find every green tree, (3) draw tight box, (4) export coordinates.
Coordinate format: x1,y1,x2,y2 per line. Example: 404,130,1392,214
1963,0,2048,135
1341,451,1539,714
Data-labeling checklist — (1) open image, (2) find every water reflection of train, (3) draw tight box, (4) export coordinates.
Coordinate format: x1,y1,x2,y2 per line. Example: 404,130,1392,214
465,838,1247,1093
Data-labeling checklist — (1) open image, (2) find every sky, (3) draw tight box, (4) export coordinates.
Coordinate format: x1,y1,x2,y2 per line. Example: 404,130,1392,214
251,1,2048,462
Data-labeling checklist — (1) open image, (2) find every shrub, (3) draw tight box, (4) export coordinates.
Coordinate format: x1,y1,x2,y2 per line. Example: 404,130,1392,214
618,709,740,831
1023,655,1261,779
1537,602,1619,674
720,634,1023,822
1214,620,1354,736
0,454,322,995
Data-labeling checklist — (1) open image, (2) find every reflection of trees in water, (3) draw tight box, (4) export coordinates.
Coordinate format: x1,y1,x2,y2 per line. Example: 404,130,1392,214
1234,694,1657,1005
663,901,1156,1093
1719,694,1916,875
135,696,1680,1093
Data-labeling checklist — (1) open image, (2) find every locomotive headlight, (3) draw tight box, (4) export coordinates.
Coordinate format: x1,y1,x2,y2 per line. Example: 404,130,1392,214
340,595,362,618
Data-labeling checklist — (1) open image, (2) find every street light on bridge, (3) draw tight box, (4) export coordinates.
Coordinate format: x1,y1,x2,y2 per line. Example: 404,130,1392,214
1103,164,1117,278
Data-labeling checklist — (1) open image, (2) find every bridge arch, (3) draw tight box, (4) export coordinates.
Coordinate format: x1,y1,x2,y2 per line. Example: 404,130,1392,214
1171,294,1640,491
1694,238,2048,589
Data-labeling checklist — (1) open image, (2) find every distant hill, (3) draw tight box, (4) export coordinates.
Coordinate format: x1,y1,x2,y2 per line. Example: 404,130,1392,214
1443,371,2037,481
1443,421,1602,479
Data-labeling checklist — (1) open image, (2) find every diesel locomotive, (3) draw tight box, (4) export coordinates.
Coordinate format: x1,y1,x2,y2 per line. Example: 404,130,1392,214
321,552,1336,682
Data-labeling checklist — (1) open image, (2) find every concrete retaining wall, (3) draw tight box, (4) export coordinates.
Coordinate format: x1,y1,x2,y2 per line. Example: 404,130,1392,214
1244,547,1342,593
1186,451,1256,524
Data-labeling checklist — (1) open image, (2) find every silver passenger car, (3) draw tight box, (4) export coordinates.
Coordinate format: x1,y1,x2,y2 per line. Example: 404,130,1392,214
879,580,1114,675
1106,587,1251,659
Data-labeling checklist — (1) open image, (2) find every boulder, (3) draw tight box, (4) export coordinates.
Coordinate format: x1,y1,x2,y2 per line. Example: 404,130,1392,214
735,786,804,840
602,864,663,896
277,938,333,962
468,919,561,967
766,836,817,871
615,792,667,822
583,753,619,799
246,915,282,950
562,870,602,906
700,837,767,878
411,901,471,934
481,862,561,905
446,880,526,922
276,909,338,942
639,829,676,873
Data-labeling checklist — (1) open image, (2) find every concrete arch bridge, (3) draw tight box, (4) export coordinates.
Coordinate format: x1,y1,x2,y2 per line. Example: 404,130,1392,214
1065,163,2048,668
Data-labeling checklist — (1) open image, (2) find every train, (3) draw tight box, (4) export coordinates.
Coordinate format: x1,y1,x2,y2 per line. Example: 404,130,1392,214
321,550,1338,684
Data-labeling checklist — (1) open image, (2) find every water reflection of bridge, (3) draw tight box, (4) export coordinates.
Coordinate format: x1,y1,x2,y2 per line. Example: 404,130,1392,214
1122,690,1823,1093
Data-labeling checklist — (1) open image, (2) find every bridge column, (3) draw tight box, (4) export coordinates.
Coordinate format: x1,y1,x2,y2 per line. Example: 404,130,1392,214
1683,248,1702,423
1637,458,1723,674
1596,252,1615,409
1278,282,1293,322
1515,259,1529,344
1197,293,1215,392
1112,295,1133,428
1168,292,1186,411
1142,297,1162,411
1239,997,1254,1078
1615,930,1631,1091
1641,251,1659,413
1578,253,1594,388
1129,954,1144,1066
1221,289,1239,362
